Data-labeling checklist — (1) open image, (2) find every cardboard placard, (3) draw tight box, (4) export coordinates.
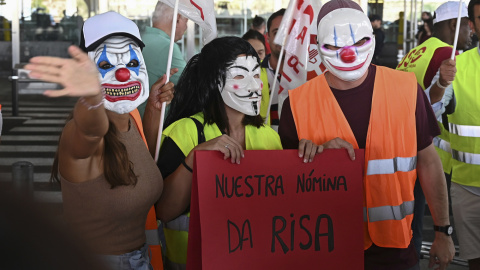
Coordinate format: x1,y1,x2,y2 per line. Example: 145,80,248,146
187,149,364,270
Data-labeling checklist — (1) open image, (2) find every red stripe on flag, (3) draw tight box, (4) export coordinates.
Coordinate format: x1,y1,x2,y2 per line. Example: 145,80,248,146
190,0,204,20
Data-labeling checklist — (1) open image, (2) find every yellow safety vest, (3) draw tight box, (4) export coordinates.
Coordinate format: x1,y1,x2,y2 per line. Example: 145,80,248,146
396,37,453,173
448,48,480,187
161,112,282,269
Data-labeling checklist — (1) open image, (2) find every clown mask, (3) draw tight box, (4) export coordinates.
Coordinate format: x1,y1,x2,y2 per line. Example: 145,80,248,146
221,56,263,116
317,8,375,82
88,36,149,114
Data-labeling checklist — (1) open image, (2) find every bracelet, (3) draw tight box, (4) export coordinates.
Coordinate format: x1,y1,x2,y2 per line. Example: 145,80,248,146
79,88,105,110
181,159,193,173
436,79,448,89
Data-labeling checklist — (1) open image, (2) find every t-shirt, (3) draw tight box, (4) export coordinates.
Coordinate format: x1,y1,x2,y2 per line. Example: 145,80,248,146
137,26,186,118
278,65,440,270
279,65,440,151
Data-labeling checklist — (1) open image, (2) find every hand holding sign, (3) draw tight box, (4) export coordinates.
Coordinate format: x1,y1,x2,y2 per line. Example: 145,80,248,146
193,134,244,164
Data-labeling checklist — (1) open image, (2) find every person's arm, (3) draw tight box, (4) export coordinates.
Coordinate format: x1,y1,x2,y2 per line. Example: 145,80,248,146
417,143,455,269
428,58,456,104
156,133,245,222
25,45,108,181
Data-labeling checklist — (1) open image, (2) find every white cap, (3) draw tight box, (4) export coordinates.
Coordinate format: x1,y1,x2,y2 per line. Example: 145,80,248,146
433,1,468,24
80,11,144,52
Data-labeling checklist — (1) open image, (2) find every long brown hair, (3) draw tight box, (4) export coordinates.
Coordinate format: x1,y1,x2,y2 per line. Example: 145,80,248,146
51,112,137,188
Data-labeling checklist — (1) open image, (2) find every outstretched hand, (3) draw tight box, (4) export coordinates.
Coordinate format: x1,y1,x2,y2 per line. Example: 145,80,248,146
193,134,244,164
24,45,101,98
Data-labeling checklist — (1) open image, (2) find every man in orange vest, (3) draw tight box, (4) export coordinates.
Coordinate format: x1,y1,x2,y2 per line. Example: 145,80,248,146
279,0,455,269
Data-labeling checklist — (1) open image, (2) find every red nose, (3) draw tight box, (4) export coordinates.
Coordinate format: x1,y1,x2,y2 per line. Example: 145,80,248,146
115,68,131,82
340,47,356,63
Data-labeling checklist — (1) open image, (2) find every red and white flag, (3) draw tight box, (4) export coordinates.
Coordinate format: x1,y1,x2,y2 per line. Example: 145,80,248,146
160,0,217,43
307,0,325,81
273,0,316,117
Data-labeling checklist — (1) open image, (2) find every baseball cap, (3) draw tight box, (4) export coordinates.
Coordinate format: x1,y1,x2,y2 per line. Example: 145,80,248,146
79,11,145,52
433,1,468,24
317,0,364,26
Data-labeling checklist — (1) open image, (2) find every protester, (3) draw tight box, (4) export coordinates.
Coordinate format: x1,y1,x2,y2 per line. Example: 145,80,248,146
25,12,174,269
279,1,455,269
446,0,480,268
262,8,285,130
418,18,434,45
137,1,188,118
252,15,271,55
242,29,266,61
397,1,471,257
369,14,385,65
417,11,434,44
143,36,282,270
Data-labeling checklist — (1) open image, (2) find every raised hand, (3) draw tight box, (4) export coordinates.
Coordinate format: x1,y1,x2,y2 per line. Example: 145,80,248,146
25,45,101,98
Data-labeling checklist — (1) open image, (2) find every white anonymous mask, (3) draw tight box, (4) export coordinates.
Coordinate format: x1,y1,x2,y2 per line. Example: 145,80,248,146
221,56,263,116
317,8,375,82
88,36,149,114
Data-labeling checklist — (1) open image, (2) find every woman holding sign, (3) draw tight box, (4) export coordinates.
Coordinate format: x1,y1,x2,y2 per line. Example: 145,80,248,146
143,36,282,269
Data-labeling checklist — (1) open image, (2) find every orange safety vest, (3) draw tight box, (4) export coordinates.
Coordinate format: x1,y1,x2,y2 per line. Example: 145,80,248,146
130,109,164,270
289,66,418,249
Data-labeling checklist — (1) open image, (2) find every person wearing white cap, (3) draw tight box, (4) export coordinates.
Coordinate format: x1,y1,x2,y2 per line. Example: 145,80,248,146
446,0,480,268
25,11,174,269
396,0,472,258
279,0,455,269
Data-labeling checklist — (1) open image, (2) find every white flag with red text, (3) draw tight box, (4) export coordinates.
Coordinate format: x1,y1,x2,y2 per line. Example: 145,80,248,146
307,0,325,81
273,0,316,117
160,0,217,43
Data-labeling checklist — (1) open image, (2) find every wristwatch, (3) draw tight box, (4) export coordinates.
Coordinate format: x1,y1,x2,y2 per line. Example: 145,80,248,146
433,225,453,236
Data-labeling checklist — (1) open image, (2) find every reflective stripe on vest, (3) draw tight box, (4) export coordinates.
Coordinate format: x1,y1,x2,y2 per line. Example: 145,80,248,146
449,123,480,138
366,156,417,176
366,200,415,222
146,228,161,246
433,136,451,153
164,214,190,232
451,149,480,165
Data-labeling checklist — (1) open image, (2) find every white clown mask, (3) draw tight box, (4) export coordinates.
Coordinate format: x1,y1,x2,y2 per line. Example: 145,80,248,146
221,56,263,116
88,36,149,114
317,8,375,82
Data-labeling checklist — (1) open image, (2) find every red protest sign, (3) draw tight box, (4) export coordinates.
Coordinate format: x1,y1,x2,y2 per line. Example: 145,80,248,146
187,149,364,270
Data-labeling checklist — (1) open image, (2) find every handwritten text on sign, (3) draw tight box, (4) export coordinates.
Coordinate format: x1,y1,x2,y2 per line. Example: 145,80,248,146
188,149,364,270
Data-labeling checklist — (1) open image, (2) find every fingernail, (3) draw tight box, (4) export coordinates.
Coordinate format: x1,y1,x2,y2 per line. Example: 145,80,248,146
309,159,313,162
299,154,303,158
304,158,307,163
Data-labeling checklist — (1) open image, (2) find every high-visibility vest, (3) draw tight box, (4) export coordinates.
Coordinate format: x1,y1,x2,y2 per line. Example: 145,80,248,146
396,37,453,173
130,109,164,270
161,112,282,269
289,66,418,249
448,48,480,187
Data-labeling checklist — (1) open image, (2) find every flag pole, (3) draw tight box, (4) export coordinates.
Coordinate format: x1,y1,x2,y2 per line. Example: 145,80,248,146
451,0,463,60
264,0,296,125
264,36,287,125
155,0,180,162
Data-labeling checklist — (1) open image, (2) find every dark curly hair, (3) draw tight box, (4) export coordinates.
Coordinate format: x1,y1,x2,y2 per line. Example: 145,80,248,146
164,36,264,134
